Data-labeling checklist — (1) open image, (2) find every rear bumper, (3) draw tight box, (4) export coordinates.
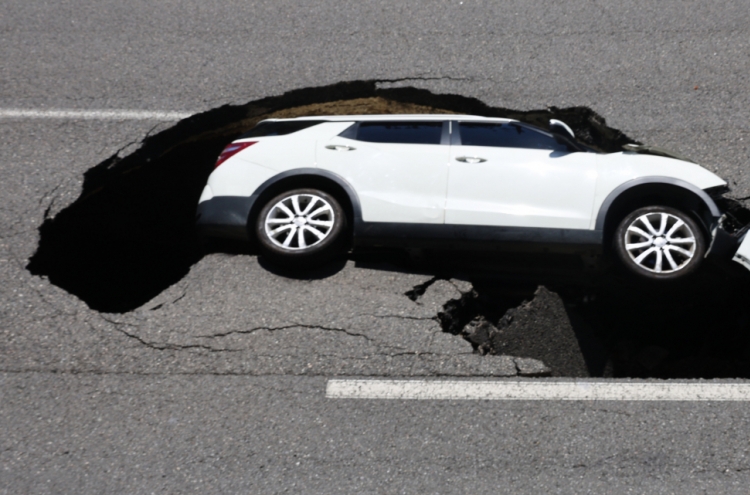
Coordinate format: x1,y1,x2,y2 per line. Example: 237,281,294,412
195,196,254,241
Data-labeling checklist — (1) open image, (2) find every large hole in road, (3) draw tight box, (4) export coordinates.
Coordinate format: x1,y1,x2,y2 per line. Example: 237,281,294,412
26,80,750,378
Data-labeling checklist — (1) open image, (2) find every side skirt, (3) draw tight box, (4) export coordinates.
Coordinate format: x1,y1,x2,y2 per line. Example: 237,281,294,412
353,222,603,253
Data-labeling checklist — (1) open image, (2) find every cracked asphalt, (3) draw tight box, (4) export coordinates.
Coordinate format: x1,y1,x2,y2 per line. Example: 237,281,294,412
2,0,750,493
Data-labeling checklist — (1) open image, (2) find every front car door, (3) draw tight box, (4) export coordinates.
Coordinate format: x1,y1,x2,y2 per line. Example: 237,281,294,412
446,121,599,230
317,120,450,224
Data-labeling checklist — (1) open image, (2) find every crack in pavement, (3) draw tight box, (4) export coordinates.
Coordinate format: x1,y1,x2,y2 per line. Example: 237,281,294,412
149,291,187,311
38,183,63,212
358,313,438,322
99,316,241,353
389,350,475,358
374,76,475,86
196,324,375,342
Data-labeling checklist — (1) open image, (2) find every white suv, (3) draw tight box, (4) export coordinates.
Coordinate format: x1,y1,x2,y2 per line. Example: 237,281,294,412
196,115,750,280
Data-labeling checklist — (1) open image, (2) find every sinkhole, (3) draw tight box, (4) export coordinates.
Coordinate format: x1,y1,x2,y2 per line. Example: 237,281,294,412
25,80,750,378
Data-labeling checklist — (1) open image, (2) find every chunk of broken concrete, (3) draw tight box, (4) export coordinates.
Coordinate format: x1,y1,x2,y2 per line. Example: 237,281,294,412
490,286,589,377
513,357,552,377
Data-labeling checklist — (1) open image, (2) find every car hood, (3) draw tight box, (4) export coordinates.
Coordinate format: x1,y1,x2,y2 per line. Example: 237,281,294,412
621,143,696,163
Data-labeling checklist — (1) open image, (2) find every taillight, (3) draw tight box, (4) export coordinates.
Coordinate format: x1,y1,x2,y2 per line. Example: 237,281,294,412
214,141,256,169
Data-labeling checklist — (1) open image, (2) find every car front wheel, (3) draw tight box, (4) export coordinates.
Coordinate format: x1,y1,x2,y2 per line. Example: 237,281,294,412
255,188,346,265
613,205,706,280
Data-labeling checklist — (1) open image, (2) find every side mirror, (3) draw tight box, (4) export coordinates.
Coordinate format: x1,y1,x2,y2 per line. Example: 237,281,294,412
549,119,575,140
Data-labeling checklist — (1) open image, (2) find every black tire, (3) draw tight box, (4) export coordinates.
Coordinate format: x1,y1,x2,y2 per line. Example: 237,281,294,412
613,205,706,281
254,188,346,266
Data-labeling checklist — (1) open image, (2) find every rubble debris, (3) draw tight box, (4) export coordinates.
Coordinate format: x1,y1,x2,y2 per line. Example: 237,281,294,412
404,277,440,302
437,285,592,377
487,287,589,377
513,357,552,377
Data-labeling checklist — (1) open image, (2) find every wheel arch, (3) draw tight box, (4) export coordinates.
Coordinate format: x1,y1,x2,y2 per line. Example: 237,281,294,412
245,168,362,240
596,176,721,245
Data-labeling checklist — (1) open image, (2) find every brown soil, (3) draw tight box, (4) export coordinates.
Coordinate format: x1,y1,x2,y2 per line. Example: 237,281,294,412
187,97,454,145
262,96,456,120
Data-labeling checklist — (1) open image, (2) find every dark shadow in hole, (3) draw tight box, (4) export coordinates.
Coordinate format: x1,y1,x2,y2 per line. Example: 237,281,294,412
574,274,750,379
257,256,348,280
27,80,636,313
25,133,229,313
562,305,612,377
202,238,257,257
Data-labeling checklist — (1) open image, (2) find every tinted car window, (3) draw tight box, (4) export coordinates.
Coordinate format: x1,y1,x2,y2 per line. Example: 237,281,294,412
238,120,326,139
356,122,443,145
459,123,574,152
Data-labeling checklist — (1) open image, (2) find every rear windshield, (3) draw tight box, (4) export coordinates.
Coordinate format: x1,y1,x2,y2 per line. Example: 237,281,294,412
238,120,327,139
355,122,443,145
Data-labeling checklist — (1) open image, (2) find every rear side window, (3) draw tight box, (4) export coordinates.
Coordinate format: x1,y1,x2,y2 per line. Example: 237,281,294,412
459,123,574,152
355,122,443,145
238,120,327,139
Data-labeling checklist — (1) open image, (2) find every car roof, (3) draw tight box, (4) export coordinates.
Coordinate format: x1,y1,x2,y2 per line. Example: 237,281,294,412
261,114,516,123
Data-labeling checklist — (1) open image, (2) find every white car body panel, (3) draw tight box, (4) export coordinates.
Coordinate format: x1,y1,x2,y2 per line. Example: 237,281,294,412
233,121,353,172
446,146,598,229
198,114,750,274
590,152,727,229
198,184,214,203
202,118,729,232
317,135,449,223
205,122,353,198
207,158,278,198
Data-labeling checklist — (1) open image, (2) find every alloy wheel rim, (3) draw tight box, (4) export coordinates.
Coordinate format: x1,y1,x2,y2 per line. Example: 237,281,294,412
264,194,335,250
624,212,697,274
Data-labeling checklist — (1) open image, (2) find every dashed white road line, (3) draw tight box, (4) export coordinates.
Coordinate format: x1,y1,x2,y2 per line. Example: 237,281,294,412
0,109,193,120
326,379,750,401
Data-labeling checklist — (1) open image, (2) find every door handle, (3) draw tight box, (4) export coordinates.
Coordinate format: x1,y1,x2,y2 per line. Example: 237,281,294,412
456,156,486,163
325,144,356,151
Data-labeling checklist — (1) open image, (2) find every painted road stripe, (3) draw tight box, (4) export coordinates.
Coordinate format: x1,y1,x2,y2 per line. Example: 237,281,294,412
0,109,193,120
326,379,750,401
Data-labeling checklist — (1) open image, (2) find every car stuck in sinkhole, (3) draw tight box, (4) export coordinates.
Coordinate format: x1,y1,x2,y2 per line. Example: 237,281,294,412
195,114,750,280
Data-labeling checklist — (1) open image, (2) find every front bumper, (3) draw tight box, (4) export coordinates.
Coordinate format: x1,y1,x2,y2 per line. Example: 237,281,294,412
732,230,750,271
707,224,750,273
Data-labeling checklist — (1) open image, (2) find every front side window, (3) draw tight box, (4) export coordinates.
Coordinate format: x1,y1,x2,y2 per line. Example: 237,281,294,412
459,123,574,152
355,122,443,145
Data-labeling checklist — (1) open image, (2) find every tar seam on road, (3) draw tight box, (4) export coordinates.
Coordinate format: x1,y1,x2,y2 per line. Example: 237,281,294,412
326,379,750,401
0,109,194,120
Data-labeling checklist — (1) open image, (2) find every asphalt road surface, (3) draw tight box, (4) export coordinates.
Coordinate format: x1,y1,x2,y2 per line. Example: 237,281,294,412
2,1,750,493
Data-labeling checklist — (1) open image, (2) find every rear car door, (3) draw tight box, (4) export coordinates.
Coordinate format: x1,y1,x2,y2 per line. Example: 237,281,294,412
446,122,598,229
316,121,450,223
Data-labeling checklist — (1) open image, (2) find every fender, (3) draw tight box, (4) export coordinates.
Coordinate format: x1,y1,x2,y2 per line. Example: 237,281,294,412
246,167,364,227
595,176,722,231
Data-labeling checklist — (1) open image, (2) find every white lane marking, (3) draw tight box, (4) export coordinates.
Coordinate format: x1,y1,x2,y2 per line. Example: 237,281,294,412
0,109,193,120
326,379,750,401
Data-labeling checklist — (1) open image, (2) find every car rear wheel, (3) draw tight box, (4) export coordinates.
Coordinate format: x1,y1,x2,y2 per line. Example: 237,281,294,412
613,205,706,280
255,188,346,265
